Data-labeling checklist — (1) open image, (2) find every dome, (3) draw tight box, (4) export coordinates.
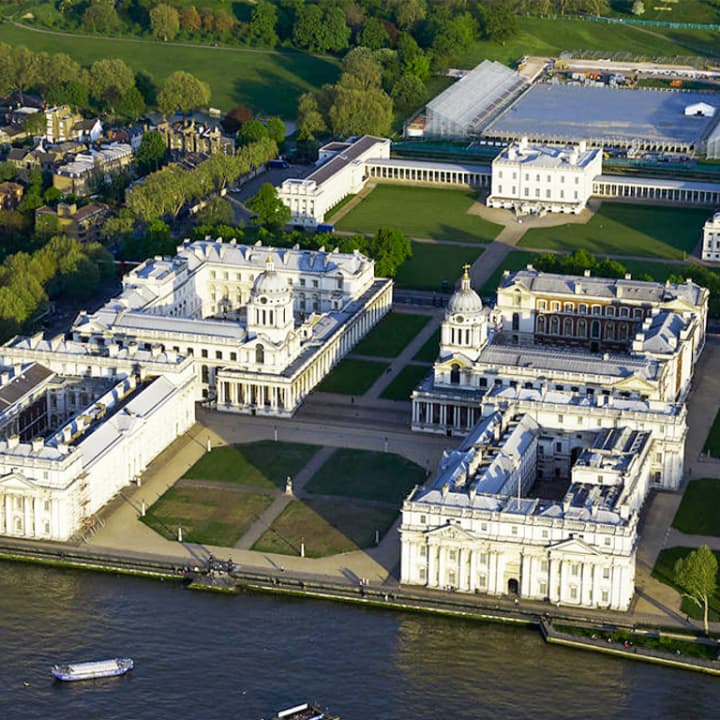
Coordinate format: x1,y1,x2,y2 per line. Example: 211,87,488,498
447,267,482,315
252,256,290,297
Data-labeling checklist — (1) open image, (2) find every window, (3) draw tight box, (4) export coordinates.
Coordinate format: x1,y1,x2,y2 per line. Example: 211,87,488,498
420,546,428,557
606,306,615,317
538,300,547,311
448,550,457,561
541,529,549,539
551,301,560,312
255,344,265,365
620,306,629,318
601,590,609,604
633,308,643,319
535,188,540,197
571,564,580,577
570,586,578,600
555,441,562,452
312,279,318,288
511,526,518,536
419,567,426,581
603,567,610,580
478,553,488,564
540,560,549,572
539,581,547,596
478,574,487,587
591,305,601,315
604,537,611,546
546,189,551,199
578,303,587,314
597,474,604,484
560,175,565,184
420,514,426,524
656,452,662,463
498,184,503,194
215,351,222,360
563,302,573,312
187,347,194,356
480,522,488,532
201,349,208,359
44,500,50,512
230,352,237,362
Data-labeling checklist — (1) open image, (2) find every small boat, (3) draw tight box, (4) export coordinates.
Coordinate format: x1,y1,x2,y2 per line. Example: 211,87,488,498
51,657,134,682
270,703,339,720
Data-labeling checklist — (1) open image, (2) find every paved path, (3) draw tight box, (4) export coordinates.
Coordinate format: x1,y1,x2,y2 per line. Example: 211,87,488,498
234,446,335,550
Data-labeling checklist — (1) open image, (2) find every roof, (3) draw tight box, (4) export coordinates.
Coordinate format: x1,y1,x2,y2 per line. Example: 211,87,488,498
0,363,54,409
595,173,720,193
486,84,720,147
305,135,387,187
367,158,491,174
496,141,601,170
425,60,528,136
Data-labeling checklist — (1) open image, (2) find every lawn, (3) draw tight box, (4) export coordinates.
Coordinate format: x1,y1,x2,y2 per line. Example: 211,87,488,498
703,411,720,458
478,250,537,297
182,441,319,489
352,311,431,358
315,358,388,395
413,328,440,363
673,479,720,536
380,364,432,402
141,486,273,547
0,23,339,115
653,546,720,623
336,186,503,243
394,242,484,292
458,16,720,68
306,448,425,504
518,204,707,260
251,497,399,558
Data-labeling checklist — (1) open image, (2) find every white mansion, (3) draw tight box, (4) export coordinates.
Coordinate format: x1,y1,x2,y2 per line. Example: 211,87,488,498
72,239,392,417
401,267,707,611
0,335,196,541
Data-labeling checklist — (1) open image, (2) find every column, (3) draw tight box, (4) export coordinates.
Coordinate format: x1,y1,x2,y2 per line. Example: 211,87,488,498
427,544,436,587
438,547,446,587
469,549,477,592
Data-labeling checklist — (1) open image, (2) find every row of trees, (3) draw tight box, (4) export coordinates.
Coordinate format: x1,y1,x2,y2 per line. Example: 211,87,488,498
0,43,211,118
125,137,277,222
0,235,115,341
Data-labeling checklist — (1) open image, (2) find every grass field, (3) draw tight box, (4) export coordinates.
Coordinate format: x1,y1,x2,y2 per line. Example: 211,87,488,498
0,23,339,115
673,479,720,536
703,411,720,458
306,448,425,503
352,312,430,358
142,486,273,546
380,364,432,401
479,250,537,297
458,16,720,68
413,328,440,363
394,243,484,292
518,204,706,260
315,358,388,395
336,186,502,243
653,546,720,623
251,497,398,557
182,441,319,489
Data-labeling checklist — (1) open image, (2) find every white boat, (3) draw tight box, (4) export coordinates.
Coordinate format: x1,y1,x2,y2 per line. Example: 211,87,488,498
270,703,339,720
51,657,134,682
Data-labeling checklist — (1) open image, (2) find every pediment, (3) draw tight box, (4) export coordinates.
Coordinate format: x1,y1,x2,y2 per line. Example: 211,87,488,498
548,537,600,556
437,353,474,370
425,523,476,542
0,472,39,491
612,374,656,392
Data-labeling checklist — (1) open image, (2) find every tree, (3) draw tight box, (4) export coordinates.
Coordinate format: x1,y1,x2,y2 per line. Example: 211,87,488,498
246,183,291,229
157,70,211,115
359,18,389,50
179,5,202,33
328,86,393,136
477,1,518,45
293,5,349,53
324,7,351,53
116,86,146,120
195,196,233,226
248,1,278,46
390,0,426,31
101,209,136,249
89,58,136,113
150,4,180,42
83,0,123,34
675,545,718,635
0,162,17,182
10,45,40,92
266,117,287,145
222,106,253,133
391,74,425,113
135,129,167,172
214,11,236,37
237,119,268,147
369,227,411,277
432,13,477,69
341,47,383,91
398,33,430,81
297,93,326,140
632,0,645,14
200,7,215,33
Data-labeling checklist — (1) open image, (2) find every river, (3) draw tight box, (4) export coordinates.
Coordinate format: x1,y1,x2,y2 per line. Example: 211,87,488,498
1,563,718,719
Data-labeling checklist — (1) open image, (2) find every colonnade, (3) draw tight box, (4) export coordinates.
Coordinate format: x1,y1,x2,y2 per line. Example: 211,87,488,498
366,161,490,187
593,178,720,205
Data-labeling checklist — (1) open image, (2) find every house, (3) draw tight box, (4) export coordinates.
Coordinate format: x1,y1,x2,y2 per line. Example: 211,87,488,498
35,201,110,243
0,182,24,210
157,119,235,157
71,118,103,144
53,142,133,196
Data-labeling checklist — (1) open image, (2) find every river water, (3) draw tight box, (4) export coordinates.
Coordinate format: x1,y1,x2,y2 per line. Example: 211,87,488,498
1,563,718,719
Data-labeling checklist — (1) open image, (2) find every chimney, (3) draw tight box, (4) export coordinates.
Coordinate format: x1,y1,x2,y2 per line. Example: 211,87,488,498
150,343,162,357
31,437,44,452
469,486,477,501
7,434,19,449
624,273,632,280
584,269,591,277
442,483,450,498
128,341,138,356
574,281,582,295
107,341,119,357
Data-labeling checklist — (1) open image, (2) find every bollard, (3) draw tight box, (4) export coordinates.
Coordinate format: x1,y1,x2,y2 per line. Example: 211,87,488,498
300,541,305,558
177,526,183,543
141,501,146,517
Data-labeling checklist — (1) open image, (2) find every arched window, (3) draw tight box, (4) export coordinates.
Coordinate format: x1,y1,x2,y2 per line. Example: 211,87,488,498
590,320,600,339
606,306,615,318
512,312,519,331
450,364,460,385
618,323,628,340
577,319,587,337
550,316,560,335
256,344,265,365
537,315,546,334
605,322,615,340
563,302,573,313
563,318,573,336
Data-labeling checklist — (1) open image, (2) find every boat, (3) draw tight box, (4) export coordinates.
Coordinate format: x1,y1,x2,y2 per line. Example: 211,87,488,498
50,657,134,682
268,702,339,720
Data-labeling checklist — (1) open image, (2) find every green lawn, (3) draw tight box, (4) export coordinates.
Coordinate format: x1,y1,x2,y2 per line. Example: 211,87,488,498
380,364,432,402
653,547,720,623
413,328,440,363
336,186,502,243
251,497,399,558
0,23,339,115
352,312,431,358
458,16,720,68
141,486,273,547
478,250,538,297
306,448,425,504
703,411,720,458
394,242,484,292
315,358,388,395
182,441,319,489
519,204,706,260
673,479,720,536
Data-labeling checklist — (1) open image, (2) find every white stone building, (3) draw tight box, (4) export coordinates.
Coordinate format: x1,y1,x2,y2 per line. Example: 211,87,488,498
701,211,720,261
487,139,603,214
72,239,392,416
278,135,390,227
0,335,196,542
402,266,707,611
